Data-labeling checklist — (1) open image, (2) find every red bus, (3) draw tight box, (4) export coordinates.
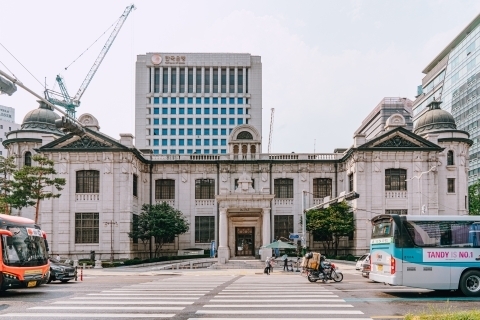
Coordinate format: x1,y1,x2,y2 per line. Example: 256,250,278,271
0,214,50,291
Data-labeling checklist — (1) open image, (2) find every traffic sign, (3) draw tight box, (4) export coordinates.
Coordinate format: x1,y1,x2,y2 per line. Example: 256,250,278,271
289,233,300,239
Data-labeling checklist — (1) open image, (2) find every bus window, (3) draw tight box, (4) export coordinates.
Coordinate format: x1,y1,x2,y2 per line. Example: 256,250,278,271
372,219,392,238
404,221,480,248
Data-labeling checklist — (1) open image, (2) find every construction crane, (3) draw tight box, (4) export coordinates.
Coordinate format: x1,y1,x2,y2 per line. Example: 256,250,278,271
45,4,136,118
268,108,275,153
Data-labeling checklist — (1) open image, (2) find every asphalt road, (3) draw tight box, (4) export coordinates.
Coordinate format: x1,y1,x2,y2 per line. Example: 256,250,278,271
0,262,478,320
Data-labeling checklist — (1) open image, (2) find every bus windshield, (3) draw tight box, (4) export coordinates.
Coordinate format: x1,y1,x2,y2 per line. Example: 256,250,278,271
1,226,48,267
372,218,393,238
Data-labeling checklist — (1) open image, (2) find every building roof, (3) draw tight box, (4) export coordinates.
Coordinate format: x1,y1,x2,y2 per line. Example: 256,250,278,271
21,101,64,135
413,100,457,135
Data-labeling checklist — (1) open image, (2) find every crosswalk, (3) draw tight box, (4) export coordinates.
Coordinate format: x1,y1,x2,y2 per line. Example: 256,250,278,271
1,274,372,319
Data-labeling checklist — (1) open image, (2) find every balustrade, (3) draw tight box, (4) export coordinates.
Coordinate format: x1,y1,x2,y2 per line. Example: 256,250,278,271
75,193,100,201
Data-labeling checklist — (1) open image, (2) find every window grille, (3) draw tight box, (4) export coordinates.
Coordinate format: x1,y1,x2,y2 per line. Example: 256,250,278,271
133,174,138,197
447,150,454,165
448,178,455,193
75,213,99,243
313,178,332,198
195,179,215,199
195,216,215,243
24,151,32,167
274,215,293,240
155,179,175,199
274,178,293,198
385,169,407,191
76,170,100,193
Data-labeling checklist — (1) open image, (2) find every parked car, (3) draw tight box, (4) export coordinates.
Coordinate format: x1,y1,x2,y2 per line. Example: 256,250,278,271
361,258,371,278
355,253,370,270
48,258,76,283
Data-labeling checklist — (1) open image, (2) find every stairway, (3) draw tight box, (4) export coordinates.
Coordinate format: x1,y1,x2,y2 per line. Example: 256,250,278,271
208,259,266,269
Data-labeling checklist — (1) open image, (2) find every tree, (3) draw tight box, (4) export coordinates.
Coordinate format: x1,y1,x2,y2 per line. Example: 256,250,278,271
0,156,17,214
128,212,151,259
469,180,480,215
129,203,189,258
306,201,355,256
9,154,66,224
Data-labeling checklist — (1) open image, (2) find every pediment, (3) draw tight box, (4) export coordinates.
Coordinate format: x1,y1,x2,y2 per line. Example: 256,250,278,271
374,135,421,148
358,127,442,150
60,135,112,149
38,128,129,151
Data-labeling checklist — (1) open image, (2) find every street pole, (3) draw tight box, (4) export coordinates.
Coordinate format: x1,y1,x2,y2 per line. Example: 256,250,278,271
104,220,118,263
302,190,306,255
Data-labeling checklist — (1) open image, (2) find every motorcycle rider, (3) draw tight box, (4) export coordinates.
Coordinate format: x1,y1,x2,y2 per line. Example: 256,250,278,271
319,255,327,278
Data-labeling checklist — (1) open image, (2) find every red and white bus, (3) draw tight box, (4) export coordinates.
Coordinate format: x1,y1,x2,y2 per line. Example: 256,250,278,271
0,214,50,291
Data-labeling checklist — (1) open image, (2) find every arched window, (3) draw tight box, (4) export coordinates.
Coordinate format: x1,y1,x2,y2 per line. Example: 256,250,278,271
76,170,100,193
233,145,239,154
24,151,32,167
241,144,247,154
237,131,253,139
447,150,454,165
385,169,407,191
250,145,256,154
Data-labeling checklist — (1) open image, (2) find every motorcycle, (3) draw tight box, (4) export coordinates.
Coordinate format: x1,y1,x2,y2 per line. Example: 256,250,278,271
306,262,343,283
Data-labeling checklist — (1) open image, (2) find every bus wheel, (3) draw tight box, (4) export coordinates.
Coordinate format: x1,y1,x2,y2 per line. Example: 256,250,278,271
459,270,480,297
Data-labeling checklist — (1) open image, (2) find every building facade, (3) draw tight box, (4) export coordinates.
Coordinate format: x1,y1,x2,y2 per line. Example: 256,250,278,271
135,53,262,155
3,98,470,262
413,13,480,185
0,105,20,157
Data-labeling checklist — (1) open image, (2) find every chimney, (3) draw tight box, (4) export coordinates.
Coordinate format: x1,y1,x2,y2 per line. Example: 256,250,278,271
119,133,134,147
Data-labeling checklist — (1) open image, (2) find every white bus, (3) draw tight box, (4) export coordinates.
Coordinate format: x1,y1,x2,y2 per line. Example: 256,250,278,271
369,214,480,296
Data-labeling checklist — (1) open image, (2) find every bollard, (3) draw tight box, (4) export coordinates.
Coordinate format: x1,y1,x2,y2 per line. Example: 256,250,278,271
75,266,78,281
176,263,179,270
190,261,193,269
80,267,83,281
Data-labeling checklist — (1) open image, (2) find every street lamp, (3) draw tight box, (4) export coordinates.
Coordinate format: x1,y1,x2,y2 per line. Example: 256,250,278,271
406,166,436,214
104,220,118,263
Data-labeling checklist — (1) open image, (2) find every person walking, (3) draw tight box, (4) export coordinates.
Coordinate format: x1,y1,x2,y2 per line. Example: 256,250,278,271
269,257,275,273
264,257,271,275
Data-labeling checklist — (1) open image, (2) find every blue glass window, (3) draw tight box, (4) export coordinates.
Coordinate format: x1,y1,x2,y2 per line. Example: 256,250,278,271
221,98,226,104
221,149,226,154
204,97,210,104
213,108,218,114
161,150,167,155
221,129,226,135
204,129,210,135
221,118,226,125
162,108,168,114
170,129,176,135
229,98,235,104
213,98,218,104
179,118,185,125
221,108,226,114
179,149,184,154
162,139,167,146
179,139,185,146
170,118,176,125
237,108,243,114
187,149,193,154
204,118,210,125
213,149,218,154
171,98,176,104
221,139,226,146
162,97,168,104
162,129,167,135
162,118,167,125
213,118,218,125
179,107,185,114
153,108,159,114
213,139,218,146
213,128,218,135
204,108,210,114
179,98,185,104
195,149,201,154
188,108,193,114
196,139,201,146
229,108,235,114
171,108,176,114
196,97,201,104
153,139,159,146
170,150,176,154
229,118,235,125
179,129,185,135
188,118,193,125
154,129,159,135
153,149,159,155
229,128,232,134
238,118,243,125
196,118,201,125
153,118,159,125
187,139,193,146
204,139,210,146
196,129,201,135
170,139,176,146
153,97,159,104
196,108,201,114
187,129,193,135
237,98,243,104
204,149,210,154
188,98,193,104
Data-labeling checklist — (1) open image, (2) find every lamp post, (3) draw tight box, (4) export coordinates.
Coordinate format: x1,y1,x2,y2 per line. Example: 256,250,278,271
104,220,118,263
406,166,436,214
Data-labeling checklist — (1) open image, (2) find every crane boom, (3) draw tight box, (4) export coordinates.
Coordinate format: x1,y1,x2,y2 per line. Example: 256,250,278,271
268,108,275,153
73,4,136,102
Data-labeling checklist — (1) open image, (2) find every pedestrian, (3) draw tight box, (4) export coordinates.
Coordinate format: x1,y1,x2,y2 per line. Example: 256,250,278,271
269,257,275,273
55,254,60,261
264,257,271,275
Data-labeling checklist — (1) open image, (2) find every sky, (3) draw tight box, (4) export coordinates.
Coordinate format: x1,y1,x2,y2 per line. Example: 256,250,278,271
1,0,479,153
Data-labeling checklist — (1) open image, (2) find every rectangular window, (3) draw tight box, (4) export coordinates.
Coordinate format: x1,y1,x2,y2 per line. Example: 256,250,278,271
170,129,176,135
153,149,159,154
153,118,159,125
153,108,159,114
467,41,476,55
154,68,160,93
196,97,201,104
229,98,235,104
153,139,159,146
180,68,185,93
196,139,201,146
229,118,235,125
213,128,218,135
162,150,167,154
162,139,167,146
221,139,226,145
76,170,100,193
237,118,243,125
133,174,138,197
196,108,201,114
467,58,476,72
171,107,176,114
179,149,184,154
204,128,210,135
179,129,184,135
246,68,249,93
187,118,193,125
221,149,226,154
313,178,332,198
213,69,219,93
238,98,243,104
162,97,168,104
229,108,235,114
448,178,455,193
163,68,168,93
451,72,459,83
179,107,185,114
188,68,193,93
221,118,226,125
213,108,218,114
153,97,159,104
187,129,193,135
205,97,210,104
170,118,176,125
274,215,293,240
161,129,167,135
195,179,215,199
204,118,210,125
221,98,226,105
196,119,201,125
212,149,218,154
212,139,218,146
221,108,226,114
237,108,243,114
204,139,210,146
238,69,243,93
385,169,407,191
196,68,202,93
213,98,218,105
170,139,176,146
187,139,193,146
179,118,185,125
162,107,168,114
195,216,215,243
155,179,175,199
132,214,139,243
213,118,218,125
179,139,184,146
221,129,226,135
229,68,235,93
188,98,193,105
171,68,177,93
349,174,354,192
75,213,99,244
221,68,226,93
205,70,210,94
274,179,293,198
204,108,210,114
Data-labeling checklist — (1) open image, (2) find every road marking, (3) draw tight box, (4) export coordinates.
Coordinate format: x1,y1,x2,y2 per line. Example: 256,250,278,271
91,293,204,296
211,299,346,302
75,297,199,300
217,294,339,298
52,301,193,305
2,314,175,318
221,289,334,292
203,304,354,308
189,318,372,320
30,306,184,310
345,297,480,302
196,310,364,315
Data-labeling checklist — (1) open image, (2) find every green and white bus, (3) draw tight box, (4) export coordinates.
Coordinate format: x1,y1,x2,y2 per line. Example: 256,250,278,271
369,214,480,296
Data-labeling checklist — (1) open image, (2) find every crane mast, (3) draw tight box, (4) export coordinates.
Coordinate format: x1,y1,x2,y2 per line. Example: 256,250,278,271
268,108,275,153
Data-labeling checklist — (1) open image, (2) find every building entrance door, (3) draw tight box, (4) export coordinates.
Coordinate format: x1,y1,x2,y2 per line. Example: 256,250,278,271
235,227,254,256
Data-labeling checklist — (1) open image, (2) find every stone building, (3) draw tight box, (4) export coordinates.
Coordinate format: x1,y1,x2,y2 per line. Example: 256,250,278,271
3,98,471,262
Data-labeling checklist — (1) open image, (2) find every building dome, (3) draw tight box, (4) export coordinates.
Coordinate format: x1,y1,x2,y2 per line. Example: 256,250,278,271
413,100,456,135
21,101,64,135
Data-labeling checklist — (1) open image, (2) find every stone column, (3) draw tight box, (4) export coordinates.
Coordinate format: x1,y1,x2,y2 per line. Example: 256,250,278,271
150,67,155,93
260,208,272,260
217,208,229,263
159,67,163,94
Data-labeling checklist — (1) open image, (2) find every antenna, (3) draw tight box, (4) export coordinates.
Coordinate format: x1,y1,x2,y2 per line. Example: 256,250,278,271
268,108,275,153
